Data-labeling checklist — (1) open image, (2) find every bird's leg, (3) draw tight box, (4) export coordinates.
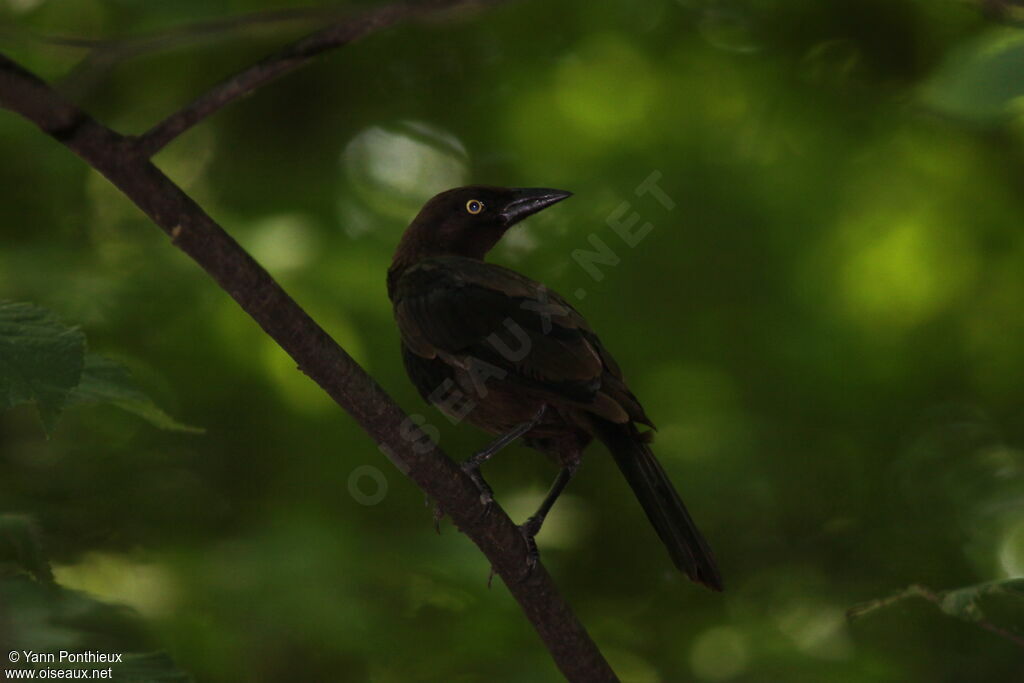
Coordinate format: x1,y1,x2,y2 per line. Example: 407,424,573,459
519,461,579,573
459,404,547,506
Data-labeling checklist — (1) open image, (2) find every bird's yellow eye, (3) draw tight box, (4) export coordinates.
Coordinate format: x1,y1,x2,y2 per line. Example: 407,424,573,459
466,199,484,215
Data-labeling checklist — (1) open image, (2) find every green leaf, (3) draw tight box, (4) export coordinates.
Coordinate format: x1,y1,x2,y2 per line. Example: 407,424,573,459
0,514,54,586
68,355,204,434
939,578,1024,623
0,301,85,436
1,576,192,680
920,29,1024,124
849,580,1024,646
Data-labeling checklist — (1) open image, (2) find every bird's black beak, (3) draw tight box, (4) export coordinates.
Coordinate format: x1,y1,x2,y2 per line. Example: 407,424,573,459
500,188,572,226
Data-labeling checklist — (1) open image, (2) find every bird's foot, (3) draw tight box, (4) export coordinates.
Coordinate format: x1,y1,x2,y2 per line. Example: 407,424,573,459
461,461,495,509
518,515,543,577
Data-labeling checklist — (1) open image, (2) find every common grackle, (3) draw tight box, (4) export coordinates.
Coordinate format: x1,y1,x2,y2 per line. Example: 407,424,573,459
387,186,722,591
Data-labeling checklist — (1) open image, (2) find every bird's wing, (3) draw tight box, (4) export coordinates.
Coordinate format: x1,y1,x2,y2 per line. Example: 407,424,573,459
392,256,652,426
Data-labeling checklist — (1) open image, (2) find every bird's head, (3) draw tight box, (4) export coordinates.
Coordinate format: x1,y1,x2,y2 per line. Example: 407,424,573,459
393,186,572,263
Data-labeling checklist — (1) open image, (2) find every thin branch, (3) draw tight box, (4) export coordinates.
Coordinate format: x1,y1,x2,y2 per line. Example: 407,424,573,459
0,6,340,51
848,583,1024,649
0,53,619,683
909,585,1024,648
50,7,349,100
134,0,501,157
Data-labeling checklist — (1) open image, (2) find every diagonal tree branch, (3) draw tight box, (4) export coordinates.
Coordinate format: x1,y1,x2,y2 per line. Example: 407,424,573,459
0,50,618,683
134,0,503,157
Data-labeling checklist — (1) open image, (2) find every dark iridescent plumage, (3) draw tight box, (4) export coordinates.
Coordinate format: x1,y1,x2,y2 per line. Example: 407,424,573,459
388,186,721,590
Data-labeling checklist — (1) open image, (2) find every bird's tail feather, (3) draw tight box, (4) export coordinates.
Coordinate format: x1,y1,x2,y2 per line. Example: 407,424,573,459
594,420,723,591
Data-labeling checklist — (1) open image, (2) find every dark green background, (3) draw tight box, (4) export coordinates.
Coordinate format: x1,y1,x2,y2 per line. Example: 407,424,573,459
2,0,1023,680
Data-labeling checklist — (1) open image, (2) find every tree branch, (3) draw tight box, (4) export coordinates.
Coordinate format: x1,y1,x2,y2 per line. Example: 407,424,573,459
134,0,502,157
0,47,618,683
48,7,352,100
1,6,341,52
848,583,1024,649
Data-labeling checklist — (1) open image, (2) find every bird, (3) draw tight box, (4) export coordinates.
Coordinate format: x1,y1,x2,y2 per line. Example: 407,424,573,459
387,185,722,591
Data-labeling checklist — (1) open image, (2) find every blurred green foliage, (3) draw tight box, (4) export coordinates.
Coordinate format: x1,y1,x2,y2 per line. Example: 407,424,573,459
2,0,1024,680
0,301,199,435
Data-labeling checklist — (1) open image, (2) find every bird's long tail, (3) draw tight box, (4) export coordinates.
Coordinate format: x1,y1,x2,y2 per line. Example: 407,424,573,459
593,420,723,591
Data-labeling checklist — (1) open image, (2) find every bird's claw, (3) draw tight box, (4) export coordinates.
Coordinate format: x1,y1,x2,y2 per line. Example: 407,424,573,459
461,462,495,511
518,516,542,577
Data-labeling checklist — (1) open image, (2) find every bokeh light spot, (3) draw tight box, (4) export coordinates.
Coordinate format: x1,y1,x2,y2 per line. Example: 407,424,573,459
689,626,749,680
604,648,661,683
342,121,468,220
998,518,1024,577
7,0,46,11
555,35,658,142
773,600,851,658
244,214,317,273
834,211,975,333
503,491,589,550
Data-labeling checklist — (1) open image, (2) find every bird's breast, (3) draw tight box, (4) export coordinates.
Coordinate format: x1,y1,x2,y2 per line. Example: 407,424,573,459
401,342,580,441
